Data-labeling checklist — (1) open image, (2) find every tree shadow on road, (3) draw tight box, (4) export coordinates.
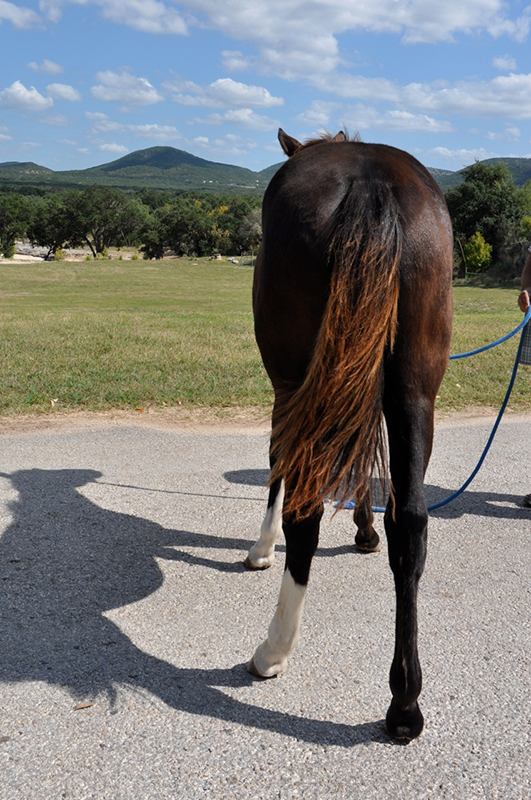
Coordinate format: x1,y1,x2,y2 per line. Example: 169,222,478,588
0,467,393,748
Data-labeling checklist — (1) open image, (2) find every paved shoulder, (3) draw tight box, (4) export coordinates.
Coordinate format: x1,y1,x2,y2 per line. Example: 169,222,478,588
1,419,529,799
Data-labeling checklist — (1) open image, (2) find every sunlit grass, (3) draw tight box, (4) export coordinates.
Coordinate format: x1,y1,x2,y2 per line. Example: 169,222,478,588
0,260,530,416
438,287,531,414
0,258,270,414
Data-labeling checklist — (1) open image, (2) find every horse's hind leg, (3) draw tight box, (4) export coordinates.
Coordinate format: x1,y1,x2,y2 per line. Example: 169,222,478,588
245,399,285,570
383,395,435,740
245,473,284,570
248,504,322,677
353,492,380,552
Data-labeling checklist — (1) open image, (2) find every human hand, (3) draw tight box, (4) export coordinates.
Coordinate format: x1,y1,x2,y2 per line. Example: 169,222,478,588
518,288,531,313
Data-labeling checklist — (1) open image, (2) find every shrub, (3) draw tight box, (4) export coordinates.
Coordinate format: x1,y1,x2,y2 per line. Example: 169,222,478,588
463,231,492,273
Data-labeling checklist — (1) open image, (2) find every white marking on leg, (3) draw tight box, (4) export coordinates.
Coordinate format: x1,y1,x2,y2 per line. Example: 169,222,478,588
248,569,306,677
246,480,284,569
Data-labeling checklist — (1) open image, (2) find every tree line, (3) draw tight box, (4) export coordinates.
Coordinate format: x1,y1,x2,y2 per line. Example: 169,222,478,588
445,161,531,278
0,186,262,260
1,161,531,279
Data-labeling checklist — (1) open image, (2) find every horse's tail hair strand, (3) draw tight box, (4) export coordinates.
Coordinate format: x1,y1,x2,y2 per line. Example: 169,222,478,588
270,181,402,518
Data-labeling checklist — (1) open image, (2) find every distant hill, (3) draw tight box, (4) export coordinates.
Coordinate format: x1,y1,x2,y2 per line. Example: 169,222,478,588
481,157,531,186
427,167,460,192
257,162,284,183
1,145,531,194
0,161,54,179
433,158,531,192
0,147,271,193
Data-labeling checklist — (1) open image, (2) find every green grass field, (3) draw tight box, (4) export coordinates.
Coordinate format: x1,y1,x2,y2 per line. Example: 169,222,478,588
0,257,530,417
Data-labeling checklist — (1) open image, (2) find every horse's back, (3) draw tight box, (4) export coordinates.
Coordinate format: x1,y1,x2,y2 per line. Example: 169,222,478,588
263,141,449,235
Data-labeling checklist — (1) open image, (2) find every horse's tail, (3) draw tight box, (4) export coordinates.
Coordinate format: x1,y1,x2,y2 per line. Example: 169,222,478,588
270,180,402,518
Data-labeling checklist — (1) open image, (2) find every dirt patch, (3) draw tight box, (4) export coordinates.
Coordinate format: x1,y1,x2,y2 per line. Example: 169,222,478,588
0,406,272,436
1,405,530,437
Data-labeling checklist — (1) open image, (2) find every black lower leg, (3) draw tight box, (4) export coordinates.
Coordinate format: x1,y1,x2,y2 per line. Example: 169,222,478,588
385,507,427,740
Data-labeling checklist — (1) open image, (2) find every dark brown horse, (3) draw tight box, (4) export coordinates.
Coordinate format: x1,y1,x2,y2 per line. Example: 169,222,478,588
245,129,453,740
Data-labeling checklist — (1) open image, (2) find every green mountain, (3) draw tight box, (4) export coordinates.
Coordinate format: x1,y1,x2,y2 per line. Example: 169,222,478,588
1,146,531,194
481,157,531,186
0,147,271,193
0,161,55,180
434,158,531,192
257,162,284,182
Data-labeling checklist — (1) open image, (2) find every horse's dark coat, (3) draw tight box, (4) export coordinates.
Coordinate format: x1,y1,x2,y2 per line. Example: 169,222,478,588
249,130,453,739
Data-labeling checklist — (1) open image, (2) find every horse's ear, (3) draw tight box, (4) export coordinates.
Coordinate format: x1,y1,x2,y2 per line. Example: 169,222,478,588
333,131,347,142
278,128,302,157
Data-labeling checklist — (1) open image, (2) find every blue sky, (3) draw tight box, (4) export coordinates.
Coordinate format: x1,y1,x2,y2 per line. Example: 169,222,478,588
1,0,531,174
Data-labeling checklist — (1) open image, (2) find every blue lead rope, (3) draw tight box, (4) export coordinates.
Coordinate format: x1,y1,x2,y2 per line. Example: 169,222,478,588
449,306,531,359
338,305,531,513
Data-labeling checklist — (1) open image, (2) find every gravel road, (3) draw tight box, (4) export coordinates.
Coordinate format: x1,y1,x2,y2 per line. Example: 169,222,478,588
1,414,530,799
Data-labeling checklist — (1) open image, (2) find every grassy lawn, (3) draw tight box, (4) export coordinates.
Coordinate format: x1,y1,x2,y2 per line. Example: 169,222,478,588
0,257,530,416
441,286,531,414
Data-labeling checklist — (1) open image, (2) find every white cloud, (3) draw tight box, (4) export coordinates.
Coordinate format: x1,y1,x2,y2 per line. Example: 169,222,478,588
88,119,180,141
428,145,497,164
40,0,187,34
89,119,124,133
385,110,453,132
91,71,164,107
42,114,69,127
33,0,531,84
342,104,453,133
128,123,181,141
221,51,251,72
196,108,279,131
0,81,53,111
313,73,399,102
493,55,517,71
99,142,129,155
46,83,82,101
0,125,12,141
101,0,186,34
169,0,528,81
0,0,40,28
486,125,520,141
28,59,64,74
192,133,258,158
41,0,523,43
85,111,108,120
309,71,531,121
402,73,531,118
167,77,283,108
297,100,339,127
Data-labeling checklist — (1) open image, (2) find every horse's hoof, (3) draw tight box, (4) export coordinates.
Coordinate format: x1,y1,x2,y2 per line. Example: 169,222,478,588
355,541,381,553
385,700,424,740
354,531,381,552
247,658,276,678
244,555,272,570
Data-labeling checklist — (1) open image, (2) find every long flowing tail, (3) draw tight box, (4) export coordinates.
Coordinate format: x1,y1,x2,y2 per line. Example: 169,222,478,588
270,181,402,518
